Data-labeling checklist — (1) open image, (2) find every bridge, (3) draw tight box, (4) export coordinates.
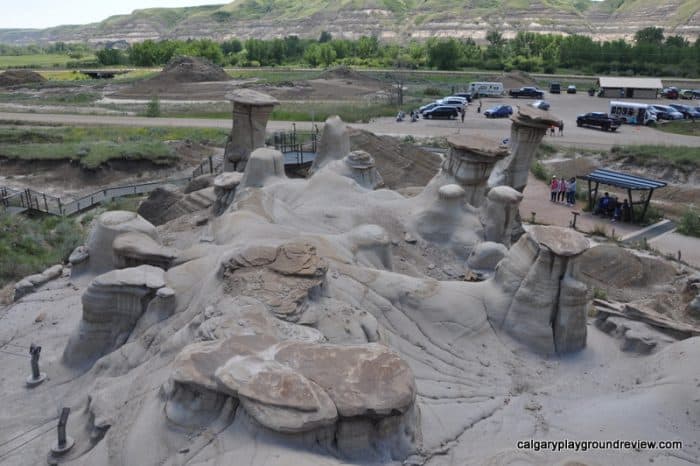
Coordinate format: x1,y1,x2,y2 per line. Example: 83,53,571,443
1,129,319,217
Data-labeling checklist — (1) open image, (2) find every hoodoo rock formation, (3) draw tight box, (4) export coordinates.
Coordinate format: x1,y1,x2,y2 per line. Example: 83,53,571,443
4,91,698,466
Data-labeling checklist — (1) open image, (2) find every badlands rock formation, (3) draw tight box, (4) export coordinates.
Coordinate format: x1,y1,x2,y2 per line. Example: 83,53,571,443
1,101,698,466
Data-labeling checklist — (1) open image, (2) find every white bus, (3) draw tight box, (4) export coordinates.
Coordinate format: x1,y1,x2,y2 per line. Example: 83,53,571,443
468,82,504,97
609,101,657,125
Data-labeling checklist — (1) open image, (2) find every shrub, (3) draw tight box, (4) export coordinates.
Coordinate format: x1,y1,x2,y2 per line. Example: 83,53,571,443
145,96,161,117
530,161,549,181
677,208,700,238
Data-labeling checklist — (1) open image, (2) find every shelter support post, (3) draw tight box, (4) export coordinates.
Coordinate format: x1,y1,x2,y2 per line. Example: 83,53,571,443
627,188,635,223
641,188,654,223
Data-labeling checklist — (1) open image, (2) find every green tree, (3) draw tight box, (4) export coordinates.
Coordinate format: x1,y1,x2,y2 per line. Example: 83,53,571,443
318,43,337,67
318,31,333,43
304,43,322,67
145,96,161,117
634,27,664,46
426,38,461,70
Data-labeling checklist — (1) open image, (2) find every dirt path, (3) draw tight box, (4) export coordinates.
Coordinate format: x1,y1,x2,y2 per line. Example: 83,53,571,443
3,111,700,149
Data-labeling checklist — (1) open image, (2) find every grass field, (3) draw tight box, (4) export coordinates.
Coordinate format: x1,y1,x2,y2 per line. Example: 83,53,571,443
609,144,700,170
0,125,229,169
655,120,700,137
0,213,83,288
0,54,97,69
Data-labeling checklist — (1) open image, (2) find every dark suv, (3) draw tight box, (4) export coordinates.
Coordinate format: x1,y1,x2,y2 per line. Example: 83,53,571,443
576,112,621,131
549,82,561,94
422,105,459,119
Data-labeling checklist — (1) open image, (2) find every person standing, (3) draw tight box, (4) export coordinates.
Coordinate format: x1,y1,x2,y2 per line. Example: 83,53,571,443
559,120,564,136
558,176,567,202
567,177,576,205
460,107,465,123
477,100,482,113
550,176,559,202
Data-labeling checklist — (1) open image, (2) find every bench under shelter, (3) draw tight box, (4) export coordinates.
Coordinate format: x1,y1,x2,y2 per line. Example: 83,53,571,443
578,168,667,223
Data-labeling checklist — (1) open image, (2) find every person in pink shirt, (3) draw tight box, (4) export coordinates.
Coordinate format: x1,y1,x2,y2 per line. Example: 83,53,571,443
558,176,567,202
550,176,558,202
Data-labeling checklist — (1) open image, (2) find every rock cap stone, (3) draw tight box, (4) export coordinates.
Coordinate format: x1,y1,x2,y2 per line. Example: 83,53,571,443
225,89,279,106
529,225,589,256
446,135,509,159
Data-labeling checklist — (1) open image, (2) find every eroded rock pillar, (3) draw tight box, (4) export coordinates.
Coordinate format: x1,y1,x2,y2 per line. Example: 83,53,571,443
443,135,509,207
223,89,279,172
489,106,561,192
487,225,590,354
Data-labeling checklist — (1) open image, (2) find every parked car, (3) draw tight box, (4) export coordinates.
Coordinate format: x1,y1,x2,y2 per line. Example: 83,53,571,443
576,112,621,131
692,90,700,99
530,100,551,110
549,82,561,94
660,87,679,99
484,105,513,118
453,92,473,102
438,97,468,109
679,89,695,100
422,105,459,119
419,102,439,114
508,87,545,99
669,104,700,119
650,104,684,120
566,85,577,94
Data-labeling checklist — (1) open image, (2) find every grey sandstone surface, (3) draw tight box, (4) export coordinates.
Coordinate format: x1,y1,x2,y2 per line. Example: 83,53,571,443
1,104,698,466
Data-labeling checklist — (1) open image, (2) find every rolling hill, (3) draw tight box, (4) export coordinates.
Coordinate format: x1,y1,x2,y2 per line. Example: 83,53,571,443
0,0,698,45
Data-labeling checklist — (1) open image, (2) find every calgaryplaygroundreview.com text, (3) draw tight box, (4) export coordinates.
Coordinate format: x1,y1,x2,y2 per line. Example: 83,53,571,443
517,439,683,452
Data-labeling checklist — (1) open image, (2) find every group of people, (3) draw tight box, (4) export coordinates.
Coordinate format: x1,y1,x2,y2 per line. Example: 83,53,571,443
594,192,632,223
549,176,577,206
549,121,564,136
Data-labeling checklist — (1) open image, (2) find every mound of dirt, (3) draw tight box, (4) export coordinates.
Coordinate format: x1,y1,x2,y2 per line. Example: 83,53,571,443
320,66,380,84
348,129,441,189
496,70,537,90
0,69,46,87
148,56,229,84
572,244,677,301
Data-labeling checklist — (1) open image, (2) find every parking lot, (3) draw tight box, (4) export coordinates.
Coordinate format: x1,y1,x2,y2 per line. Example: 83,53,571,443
365,91,700,149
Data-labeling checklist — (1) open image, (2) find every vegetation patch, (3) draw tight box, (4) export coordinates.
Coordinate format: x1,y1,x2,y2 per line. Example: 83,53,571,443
609,144,700,171
0,125,229,169
0,213,83,287
655,120,700,137
677,208,700,238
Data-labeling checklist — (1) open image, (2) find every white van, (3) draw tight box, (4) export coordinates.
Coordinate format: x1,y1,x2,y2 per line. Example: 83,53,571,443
609,101,657,125
467,82,504,97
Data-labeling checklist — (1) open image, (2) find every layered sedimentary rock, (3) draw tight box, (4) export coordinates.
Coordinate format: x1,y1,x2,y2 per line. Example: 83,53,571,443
443,135,509,207
485,225,590,353
112,232,177,269
490,106,561,192
45,106,604,466
310,116,351,173
79,211,160,275
223,89,279,172
63,265,167,367
13,264,63,301
480,185,525,247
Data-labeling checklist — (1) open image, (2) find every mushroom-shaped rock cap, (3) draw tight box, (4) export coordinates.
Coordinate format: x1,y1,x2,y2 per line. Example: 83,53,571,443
528,225,589,256
344,150,376,169
446,134,509,159
487,185,524,204
438,184,466,200
225,89,279,106
511,105,561,128
214,172,243,189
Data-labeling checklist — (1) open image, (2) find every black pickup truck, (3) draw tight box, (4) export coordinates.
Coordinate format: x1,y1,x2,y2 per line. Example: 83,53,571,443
576,112,621,131
508,87,545,99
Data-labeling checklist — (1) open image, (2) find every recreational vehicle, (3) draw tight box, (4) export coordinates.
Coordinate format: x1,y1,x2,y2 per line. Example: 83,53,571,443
609,101,657,125
467,82,504,97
